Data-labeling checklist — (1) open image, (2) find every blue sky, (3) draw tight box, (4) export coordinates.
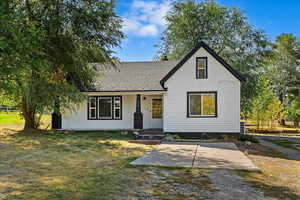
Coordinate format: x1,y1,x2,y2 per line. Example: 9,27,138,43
114,0,300,61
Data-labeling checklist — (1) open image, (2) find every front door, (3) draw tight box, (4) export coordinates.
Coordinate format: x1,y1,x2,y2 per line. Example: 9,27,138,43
150,99,163,128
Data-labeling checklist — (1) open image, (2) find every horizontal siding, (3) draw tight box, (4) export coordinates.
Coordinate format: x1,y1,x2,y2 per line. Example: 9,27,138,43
62,95,135,130
163,47,240,133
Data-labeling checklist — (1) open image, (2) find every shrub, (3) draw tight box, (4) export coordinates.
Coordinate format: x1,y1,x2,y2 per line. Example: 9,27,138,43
239,134,259,143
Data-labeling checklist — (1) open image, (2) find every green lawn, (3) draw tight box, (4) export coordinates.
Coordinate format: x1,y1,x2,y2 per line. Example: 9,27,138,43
0,112,23,124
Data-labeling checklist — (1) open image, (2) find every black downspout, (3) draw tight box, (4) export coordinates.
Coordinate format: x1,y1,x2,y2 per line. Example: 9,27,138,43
134,94,143,129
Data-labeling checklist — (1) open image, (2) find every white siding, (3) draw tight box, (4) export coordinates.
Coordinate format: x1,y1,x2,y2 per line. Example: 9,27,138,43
163,47,240,133
62,94,163,130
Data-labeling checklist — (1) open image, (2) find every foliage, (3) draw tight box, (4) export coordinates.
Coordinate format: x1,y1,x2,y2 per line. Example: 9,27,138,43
0,0,124,129
265,34,300,105
157,0,270,116
239,134,259,143
249,76,285,129
287,96,300,127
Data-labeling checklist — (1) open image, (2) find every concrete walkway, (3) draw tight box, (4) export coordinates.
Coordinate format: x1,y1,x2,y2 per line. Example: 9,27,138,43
131,142,259,171
260,140,300,161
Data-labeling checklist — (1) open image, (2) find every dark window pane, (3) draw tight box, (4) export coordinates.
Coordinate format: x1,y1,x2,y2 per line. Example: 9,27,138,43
115,109,120,118
90,97,96,108
198,69,206,78
90,109,96,118
99,98,112,118
190,94,201,115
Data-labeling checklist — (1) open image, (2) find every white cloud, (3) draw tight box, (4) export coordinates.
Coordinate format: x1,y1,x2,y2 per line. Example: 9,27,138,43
122,0,171,37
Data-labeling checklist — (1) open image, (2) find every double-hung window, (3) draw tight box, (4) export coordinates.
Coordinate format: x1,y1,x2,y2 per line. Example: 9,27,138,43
196,57,207,79
88,97,97,119
187,92,217,117
88,96,122,120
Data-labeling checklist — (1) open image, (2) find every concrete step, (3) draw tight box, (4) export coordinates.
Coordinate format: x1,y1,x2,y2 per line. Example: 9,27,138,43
139,129,164,135
137,134,165,140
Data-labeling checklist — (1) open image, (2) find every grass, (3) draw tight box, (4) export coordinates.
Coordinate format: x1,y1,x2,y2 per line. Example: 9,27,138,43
236,142,300,200
0,112,23,124
0,129,152,200
0,126,217,200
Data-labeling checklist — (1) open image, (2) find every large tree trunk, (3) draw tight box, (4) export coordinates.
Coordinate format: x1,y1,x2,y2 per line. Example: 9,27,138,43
21,96,36,129
279,119,286,126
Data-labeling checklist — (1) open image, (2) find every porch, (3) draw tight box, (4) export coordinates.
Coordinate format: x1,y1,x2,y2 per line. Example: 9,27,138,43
60,91,165,130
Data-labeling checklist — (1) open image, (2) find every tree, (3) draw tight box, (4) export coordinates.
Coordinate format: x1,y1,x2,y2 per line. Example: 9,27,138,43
250,76,284,129
265,34,300,125
0,0,124,129
156,0,270,116
287,96,300,127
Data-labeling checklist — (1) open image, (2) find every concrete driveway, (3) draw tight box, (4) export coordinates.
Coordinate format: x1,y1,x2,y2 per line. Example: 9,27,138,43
131,142,259,171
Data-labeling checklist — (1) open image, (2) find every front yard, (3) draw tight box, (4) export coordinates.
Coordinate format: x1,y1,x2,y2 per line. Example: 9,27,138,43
1,124,300,199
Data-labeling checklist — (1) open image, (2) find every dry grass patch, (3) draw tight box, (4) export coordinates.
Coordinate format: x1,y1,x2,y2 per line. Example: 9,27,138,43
0,129,155,200
0,128,218,200
236,142,300,200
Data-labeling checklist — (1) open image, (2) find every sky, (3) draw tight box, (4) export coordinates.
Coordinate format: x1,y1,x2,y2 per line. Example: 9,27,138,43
114,0,300,61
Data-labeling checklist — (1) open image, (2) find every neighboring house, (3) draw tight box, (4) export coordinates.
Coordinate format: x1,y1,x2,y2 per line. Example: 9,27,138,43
61,41,245,137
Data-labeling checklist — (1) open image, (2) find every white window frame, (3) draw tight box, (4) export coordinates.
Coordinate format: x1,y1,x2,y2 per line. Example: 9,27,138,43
98,97,113,119
89,97,97,119
196,57,208,79
113,97,121,119
188,92,217,117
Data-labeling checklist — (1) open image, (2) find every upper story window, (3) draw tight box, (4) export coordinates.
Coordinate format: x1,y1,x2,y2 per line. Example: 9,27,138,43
88,96,122,120
196,57,208,79
187,92,217,117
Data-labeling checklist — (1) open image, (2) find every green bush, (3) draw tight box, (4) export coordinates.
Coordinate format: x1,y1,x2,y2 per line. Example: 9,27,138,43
239,134,259,143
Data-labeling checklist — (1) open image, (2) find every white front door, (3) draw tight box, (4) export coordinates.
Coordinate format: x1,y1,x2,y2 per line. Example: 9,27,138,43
150,98,163,129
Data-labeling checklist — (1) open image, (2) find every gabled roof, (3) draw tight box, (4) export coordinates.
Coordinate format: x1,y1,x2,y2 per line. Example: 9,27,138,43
160,41,245,87
86,61,178,92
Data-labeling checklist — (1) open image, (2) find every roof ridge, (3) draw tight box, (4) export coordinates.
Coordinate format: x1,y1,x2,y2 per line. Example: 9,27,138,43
119,60,178,63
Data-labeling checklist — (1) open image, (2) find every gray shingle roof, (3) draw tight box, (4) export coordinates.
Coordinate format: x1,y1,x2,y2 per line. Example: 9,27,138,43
89,61,178,91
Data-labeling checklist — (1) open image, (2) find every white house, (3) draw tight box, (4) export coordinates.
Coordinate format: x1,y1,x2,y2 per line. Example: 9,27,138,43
60,42,245,137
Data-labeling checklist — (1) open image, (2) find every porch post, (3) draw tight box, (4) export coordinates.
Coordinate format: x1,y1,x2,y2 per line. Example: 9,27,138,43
134,94,143,129
52,98,62,129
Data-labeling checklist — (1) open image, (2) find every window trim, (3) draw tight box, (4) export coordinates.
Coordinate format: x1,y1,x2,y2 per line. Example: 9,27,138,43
87,96,122,120
187,91,217,118
196,57,208,79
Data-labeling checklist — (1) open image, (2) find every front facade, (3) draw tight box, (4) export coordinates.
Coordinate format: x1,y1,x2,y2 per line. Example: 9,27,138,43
61,42,244,136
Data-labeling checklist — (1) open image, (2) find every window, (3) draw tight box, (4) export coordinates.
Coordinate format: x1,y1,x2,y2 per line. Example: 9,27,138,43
98,97,112,119
88,97,97,119
152,99,162,119
88,96,122,120
187,92,217,117
114,97,121,119
196,57,207,79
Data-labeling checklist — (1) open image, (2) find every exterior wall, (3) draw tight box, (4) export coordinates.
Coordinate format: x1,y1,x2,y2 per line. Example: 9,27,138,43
163,47,240,133
62,94,163,130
